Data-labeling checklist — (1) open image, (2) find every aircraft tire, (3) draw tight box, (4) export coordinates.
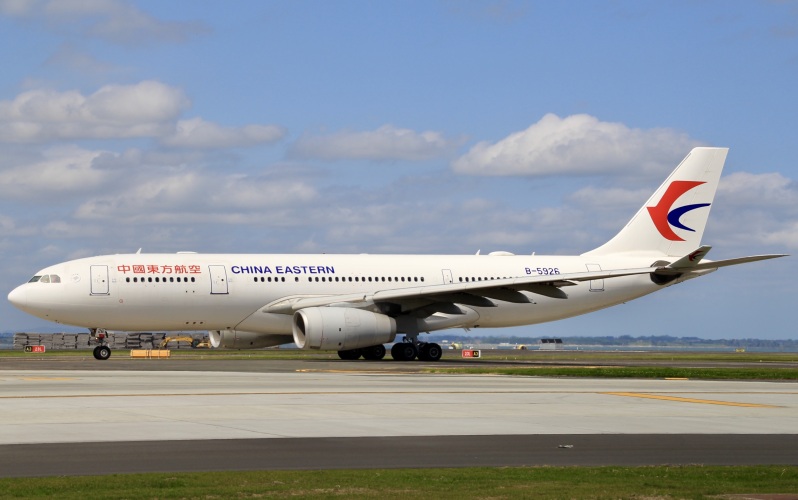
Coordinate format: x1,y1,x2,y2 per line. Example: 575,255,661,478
361,344,386,360
390,342,417,361
94,345,111,361
421,343,442,362
337,349,362,360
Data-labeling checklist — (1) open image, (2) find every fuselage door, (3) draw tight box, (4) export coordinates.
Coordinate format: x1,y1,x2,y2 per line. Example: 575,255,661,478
90,265,109,295
441,269,453,284
209,265,229,295
586,263,604,292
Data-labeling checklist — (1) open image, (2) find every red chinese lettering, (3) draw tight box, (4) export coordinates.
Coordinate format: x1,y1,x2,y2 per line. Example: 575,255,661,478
132,265,145,274
147,265,159,274
175,265,187,274
188,265,201,274
117,265,131,274
161,265,173,274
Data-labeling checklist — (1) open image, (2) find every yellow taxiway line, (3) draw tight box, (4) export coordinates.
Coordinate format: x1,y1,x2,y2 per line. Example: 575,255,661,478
604,392,779,408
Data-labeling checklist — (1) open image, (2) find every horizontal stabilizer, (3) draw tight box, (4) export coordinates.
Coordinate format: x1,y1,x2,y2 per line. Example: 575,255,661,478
666,245,712,269
658,253,787,274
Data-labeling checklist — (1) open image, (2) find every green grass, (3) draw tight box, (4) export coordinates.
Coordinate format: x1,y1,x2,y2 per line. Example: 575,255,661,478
472,350,798,363
2,348,797,362
1,466,796,499
426,366,798,380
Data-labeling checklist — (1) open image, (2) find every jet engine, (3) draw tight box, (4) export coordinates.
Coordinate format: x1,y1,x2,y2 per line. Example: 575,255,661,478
209,330,290,349
292,307,396,351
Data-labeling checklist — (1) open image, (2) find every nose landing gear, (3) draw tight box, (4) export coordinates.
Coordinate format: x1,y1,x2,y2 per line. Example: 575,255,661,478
93,345,111,360
89,328,112,361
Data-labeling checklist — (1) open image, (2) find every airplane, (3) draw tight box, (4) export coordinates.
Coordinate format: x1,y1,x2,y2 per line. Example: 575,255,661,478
7,147,786,361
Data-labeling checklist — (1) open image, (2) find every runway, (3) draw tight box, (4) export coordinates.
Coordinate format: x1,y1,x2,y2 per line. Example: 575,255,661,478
0,363,797,477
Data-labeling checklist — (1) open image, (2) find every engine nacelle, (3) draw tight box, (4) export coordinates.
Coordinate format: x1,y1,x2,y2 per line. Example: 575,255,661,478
292,307,397,351
209,330,289,349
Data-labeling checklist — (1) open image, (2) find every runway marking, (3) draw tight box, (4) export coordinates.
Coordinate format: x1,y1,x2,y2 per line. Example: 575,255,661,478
18,377,77,381
0,390,595,400
0,390,794,401
604,392,779,408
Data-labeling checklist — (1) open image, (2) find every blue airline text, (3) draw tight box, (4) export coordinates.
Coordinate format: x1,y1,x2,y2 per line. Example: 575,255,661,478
231,265,335,275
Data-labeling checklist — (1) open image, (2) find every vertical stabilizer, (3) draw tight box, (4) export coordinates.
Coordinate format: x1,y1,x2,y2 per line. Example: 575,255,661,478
583,147,728,258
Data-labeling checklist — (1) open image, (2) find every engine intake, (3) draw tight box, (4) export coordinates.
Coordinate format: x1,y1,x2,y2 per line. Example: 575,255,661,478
292,307,397,351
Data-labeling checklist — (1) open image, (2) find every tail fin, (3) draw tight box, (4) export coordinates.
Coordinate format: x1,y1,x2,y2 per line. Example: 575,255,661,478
583,147,728,258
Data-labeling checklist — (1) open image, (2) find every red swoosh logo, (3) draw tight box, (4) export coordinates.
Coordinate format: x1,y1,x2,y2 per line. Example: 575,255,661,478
647,181,705,241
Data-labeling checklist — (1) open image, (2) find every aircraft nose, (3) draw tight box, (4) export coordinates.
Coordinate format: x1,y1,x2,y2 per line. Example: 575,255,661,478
7,285,27,310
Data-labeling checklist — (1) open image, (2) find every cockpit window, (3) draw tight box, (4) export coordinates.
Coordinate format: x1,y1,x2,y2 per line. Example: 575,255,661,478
29,274,61,283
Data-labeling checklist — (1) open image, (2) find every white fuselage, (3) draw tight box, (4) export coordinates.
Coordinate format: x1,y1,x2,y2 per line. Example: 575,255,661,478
8,252,671,337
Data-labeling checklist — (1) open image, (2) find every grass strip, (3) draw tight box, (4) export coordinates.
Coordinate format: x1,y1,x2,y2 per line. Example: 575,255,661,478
1,466,796,499
425,366,798,380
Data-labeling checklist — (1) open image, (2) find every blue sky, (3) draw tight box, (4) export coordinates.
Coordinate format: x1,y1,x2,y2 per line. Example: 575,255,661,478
1,0,795,339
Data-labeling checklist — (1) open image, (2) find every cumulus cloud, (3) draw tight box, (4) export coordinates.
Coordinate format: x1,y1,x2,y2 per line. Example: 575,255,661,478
0,0,210,45
73,171,317,224
708,171,798,251
290,124,460,161
0,81,189,142
452,113,703,176
717,172,798,207
161,118,286,149
0,145,111,198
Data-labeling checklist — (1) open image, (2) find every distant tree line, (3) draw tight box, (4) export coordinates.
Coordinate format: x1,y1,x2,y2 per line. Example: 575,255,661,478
427,334,798,349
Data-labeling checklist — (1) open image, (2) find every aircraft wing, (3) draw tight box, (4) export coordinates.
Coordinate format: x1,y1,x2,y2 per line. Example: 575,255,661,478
263,266,659,314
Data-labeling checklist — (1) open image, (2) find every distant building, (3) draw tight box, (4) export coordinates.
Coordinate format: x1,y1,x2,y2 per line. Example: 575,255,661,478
539,338,564,350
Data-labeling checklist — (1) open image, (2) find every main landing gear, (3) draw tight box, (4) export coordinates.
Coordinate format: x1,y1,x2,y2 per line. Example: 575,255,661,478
89,328,112,361
337,344,387,360
391,339,442,362
337,337,442,362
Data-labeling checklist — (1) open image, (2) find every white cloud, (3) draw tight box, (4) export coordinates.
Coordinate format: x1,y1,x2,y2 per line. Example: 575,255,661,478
291,124,460,161
710,171,798,251
452,113,703,176
0,0,210,45
0,81,189,142
762,221,798,248
162,118,286,149
717,172,798,208
72,171,317,225
0,145,110,198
